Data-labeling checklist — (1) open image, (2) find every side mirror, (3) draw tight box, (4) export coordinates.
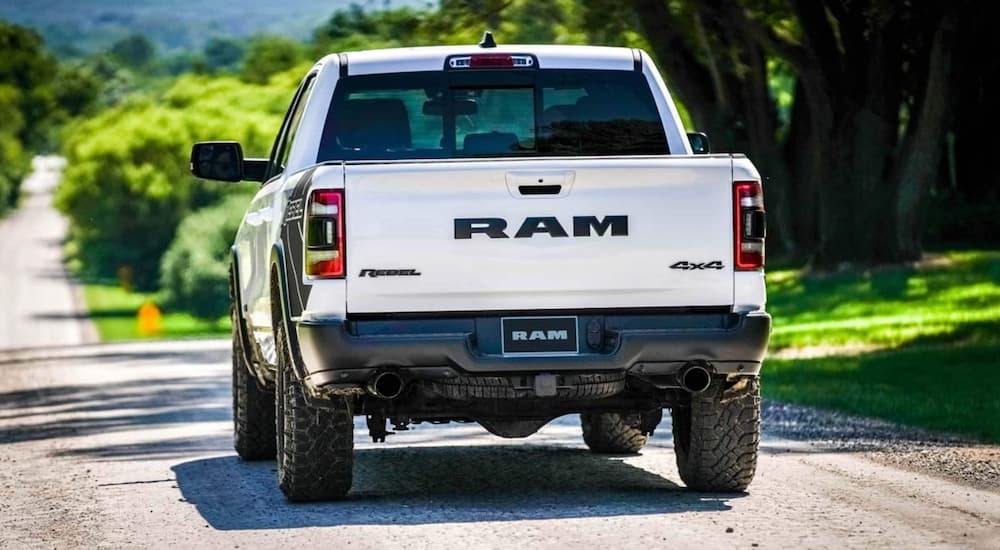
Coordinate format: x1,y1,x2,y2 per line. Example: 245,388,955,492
190,142,269,182
687,132,711,155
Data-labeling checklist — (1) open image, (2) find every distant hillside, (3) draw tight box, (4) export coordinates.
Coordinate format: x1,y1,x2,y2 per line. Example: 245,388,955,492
0,0,429,56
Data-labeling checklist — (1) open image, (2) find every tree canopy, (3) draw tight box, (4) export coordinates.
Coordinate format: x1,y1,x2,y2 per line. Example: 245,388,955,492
593,0,994,268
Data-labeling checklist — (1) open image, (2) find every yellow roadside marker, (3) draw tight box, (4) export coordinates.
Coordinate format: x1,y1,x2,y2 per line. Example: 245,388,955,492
137,301,162,336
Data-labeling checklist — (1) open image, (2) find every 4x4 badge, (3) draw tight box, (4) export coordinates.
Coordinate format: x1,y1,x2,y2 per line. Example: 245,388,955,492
670,261,724,270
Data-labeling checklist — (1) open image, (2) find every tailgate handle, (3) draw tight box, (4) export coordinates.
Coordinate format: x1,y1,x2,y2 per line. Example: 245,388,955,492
506,170,574,198
518,184,562,195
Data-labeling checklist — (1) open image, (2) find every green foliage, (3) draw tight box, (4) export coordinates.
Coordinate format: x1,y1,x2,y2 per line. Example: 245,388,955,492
56,72,299,289
0,84,26,208
160,190,256,319
82,283,228,341
109,34,156,68
0,21,103,214
241,35,304,84
767,251,1000,352
204,38,246,72
313,4,425,51
0,22,56,150
160,52,209,76
0,131,28,210
310,1,599,55
82,55,142,108
51,64,102,117
0,21,72,213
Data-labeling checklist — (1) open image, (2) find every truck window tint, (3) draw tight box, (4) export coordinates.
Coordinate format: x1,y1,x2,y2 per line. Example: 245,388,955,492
455,87,535,156
345,89,444,150
318,69,668,161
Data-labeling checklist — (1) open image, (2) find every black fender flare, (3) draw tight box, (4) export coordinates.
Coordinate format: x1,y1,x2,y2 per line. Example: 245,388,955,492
230,246,274,389
270,240,309,382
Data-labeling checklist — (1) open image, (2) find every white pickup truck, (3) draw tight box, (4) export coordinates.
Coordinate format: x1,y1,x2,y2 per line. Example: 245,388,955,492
191,35,770,501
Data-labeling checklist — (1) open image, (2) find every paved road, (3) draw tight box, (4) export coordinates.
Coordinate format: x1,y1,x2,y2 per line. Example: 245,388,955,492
0,156,95,349
1,341,997,549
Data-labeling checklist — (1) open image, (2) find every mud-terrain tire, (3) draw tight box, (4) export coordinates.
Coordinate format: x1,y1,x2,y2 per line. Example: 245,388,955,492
580,412,648,454
430,372,625,400
671,377,760,492
232,308,276,460
274,313,353,502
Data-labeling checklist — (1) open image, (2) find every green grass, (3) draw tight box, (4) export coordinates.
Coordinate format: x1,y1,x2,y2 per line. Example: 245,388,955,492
765,343,1000,443
763,250,1000,443
767,250,1000,352
83,283,228,342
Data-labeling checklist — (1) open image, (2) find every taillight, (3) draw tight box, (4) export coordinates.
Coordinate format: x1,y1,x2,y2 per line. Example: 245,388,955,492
734,181,765,270
305,189,345,278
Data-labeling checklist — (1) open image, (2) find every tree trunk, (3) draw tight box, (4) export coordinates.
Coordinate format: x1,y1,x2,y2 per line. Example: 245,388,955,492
806,4,905,268
784,80,821,255
738,48,797,257
891,15,957,260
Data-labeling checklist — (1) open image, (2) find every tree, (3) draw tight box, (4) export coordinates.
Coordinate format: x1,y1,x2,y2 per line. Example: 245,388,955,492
0,22,58,150
0,22,63,211
204,37,245,72
614,0,969,267
52,64,101,116
241,35,303,84
109,34,155,68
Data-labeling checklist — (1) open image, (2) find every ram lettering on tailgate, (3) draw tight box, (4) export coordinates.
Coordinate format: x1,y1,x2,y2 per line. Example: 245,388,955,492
454,216,628,239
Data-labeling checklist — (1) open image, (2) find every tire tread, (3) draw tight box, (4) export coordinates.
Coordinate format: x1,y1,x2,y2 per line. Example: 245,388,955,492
580,412,649,454
275,306,353,502
672,377,760,492
232,311,276,461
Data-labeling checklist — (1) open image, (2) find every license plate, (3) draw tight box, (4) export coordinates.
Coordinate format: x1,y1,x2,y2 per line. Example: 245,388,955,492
501,316,578,355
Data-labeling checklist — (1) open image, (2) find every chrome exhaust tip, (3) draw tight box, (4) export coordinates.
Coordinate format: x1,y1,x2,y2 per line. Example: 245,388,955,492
367,371,405,399
679,364,713,394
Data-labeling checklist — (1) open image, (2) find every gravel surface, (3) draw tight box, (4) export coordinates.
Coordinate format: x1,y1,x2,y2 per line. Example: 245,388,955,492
764,401,1000,491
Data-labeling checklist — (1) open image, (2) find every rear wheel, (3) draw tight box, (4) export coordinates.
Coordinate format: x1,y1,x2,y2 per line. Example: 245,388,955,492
672,377,760,492
580,412,648,454
232,307,276,460
274,310,354,502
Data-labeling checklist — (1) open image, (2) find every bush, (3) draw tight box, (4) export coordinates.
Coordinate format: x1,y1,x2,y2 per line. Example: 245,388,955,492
241,35,303,84
0,133,28,211
56,71,301,289
160,191,256,320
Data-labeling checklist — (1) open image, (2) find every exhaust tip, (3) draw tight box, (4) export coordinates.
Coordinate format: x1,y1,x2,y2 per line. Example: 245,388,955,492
680,364,712,394
368,371,404,399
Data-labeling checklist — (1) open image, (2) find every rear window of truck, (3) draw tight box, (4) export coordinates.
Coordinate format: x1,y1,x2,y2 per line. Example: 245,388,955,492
318,69,669,161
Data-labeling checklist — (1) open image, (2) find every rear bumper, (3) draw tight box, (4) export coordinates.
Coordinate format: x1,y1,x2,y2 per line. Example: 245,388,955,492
296,310,771,389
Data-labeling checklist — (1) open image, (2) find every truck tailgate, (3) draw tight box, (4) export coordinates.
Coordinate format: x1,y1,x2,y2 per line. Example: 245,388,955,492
343,157,734,314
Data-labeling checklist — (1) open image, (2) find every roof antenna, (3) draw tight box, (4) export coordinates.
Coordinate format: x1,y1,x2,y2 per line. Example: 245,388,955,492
479,31,497,48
